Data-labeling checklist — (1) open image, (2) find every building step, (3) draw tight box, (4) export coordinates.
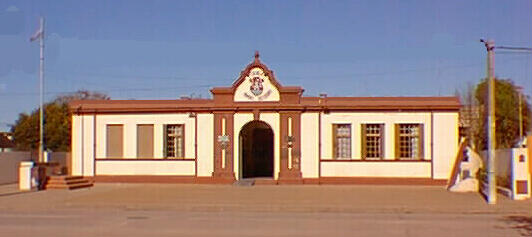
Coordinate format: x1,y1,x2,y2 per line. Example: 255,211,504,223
44,176,93,190
46,182,93,190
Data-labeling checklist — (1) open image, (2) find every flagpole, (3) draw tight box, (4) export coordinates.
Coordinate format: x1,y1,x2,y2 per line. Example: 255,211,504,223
38,17,44,163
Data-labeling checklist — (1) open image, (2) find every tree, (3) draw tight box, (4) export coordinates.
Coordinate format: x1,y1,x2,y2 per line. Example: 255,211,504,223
473,78,531,150
11,90,109,151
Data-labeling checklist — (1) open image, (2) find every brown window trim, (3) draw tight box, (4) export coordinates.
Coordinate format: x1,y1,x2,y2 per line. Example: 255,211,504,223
361,123,384,160
332,123,351,159
164,124,185,158
394,123,424,160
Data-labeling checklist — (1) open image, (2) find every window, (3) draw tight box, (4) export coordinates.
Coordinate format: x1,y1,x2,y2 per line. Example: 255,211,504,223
137,124,154,158
106,124,123,158
333,124,351,159
165,124,184,158
361,124,384,159
395,124,424,159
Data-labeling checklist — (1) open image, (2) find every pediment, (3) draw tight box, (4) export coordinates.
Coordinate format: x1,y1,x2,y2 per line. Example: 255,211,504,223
210,52,304,104
233,66,280,102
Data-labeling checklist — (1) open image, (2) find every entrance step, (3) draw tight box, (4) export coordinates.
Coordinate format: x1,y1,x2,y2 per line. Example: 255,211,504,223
45,175,93,190
233,179,255,186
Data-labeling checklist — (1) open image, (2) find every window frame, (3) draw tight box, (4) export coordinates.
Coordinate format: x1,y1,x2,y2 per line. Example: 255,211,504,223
332,123,352,159
361,123,384,160
164,124,185,159
394,123,424,160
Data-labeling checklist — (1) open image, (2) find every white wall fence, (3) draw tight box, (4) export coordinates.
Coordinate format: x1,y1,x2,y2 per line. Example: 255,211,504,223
482,148,530,200
0,152,32,184
0,152,70,185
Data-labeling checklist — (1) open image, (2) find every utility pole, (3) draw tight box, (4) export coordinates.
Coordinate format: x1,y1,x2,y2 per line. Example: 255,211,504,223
30,17,45,163
39,17,44,163
481,39,496,204
517,86,523,140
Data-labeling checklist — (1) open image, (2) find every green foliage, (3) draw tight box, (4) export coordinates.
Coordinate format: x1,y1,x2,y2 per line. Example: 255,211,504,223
11,90,109,152
474,78,531,150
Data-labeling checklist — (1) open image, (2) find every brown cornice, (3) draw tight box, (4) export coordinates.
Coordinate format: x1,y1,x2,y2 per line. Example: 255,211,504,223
70,96,460,114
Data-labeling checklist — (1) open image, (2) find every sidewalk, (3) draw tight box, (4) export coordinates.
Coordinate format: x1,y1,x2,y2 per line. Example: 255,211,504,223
0,183,530,215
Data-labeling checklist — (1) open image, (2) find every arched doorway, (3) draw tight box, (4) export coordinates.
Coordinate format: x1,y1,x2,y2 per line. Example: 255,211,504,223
239,120,274,179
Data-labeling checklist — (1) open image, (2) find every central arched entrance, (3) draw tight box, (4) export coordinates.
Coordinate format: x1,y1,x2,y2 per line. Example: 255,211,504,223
239,120,274,179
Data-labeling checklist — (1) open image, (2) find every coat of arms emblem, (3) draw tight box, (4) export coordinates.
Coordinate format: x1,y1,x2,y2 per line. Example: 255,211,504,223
249,76,264,96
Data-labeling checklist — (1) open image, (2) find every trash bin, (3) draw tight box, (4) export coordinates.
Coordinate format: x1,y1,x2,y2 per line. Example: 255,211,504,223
19,161,34,191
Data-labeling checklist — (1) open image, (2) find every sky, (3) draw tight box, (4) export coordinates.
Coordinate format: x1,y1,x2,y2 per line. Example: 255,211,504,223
0,0,531,131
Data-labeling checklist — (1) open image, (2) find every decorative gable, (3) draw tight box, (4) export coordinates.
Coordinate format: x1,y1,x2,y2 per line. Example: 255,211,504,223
234,66,280,102
210,51,304,105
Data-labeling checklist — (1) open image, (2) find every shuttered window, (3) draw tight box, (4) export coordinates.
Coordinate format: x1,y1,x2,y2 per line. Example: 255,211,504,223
395,124,424,159
333,124,351,159
106,125,123,158
165,124,184,158
137,124,154,158
361,124,384,159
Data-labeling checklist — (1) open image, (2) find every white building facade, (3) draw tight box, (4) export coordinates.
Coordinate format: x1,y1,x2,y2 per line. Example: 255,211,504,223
70,53,460,184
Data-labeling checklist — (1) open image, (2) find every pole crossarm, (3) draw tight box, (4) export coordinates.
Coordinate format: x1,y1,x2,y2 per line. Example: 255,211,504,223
495,46,532,51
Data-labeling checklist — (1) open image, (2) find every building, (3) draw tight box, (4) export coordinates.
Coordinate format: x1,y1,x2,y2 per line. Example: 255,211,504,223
0,132,15,152
70,52,460,184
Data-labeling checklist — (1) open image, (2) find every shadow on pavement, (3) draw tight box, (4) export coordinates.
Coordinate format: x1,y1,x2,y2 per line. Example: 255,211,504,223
503,215,532,237
0,190,36,197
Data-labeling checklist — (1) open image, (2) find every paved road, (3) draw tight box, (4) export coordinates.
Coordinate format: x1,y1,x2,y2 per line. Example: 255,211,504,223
0,183,530,236
0,210,529,237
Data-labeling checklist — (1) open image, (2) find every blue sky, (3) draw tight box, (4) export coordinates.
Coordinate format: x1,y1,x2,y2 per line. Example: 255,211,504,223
0,0,531,131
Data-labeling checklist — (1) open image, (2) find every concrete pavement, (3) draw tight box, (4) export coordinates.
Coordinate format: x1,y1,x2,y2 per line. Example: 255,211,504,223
0,183,530,236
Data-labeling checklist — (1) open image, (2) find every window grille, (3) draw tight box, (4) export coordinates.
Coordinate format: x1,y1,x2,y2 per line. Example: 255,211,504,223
165,124,184,158
333,124,351,159
362,124,383,159
395,124,423,159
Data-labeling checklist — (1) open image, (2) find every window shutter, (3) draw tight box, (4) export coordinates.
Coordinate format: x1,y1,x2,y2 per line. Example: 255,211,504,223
332,124,338,159
418,124,424,160
394,124,400,159
361,124,366,159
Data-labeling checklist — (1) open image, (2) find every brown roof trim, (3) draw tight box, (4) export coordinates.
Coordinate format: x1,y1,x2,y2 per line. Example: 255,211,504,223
70,96,460,114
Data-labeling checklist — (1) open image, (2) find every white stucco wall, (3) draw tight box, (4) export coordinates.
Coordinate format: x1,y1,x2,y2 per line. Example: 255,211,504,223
317,111,459,179
94,114,196,159
321,161,431,177
71,109,459,180
96,160,195,175
197,113,214,177
432,112,459,179
301,112,319,178
72,113,198,177
71,114,95,176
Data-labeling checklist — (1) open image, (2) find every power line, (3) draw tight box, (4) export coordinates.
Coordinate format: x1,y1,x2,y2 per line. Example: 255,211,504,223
0,84,214,97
